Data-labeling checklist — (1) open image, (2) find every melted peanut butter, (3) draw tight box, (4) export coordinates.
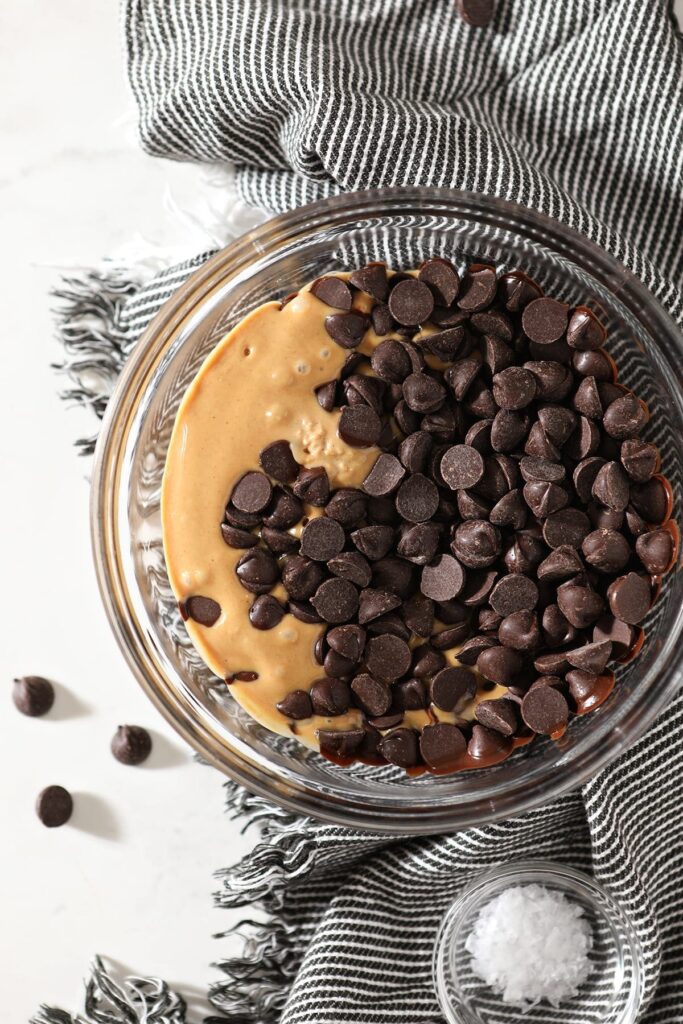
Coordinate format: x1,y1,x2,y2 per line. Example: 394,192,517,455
162,275,492,751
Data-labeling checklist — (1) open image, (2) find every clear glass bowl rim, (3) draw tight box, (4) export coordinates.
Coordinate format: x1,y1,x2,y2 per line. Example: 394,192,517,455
433,859,643,1024
90,186,683,833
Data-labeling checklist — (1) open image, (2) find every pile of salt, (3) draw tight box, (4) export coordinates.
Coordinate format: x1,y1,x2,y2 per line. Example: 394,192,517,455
465,883,594,1009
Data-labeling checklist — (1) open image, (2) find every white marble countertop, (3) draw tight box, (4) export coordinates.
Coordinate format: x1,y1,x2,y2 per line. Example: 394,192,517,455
1,1,681,1020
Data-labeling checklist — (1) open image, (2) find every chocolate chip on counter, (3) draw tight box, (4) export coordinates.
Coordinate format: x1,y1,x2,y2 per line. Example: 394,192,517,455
338,405,382,447
185,595,222,625
36,785,73,828
498,610,541,651
468,723,513,760
249,594,287,630
351,674,391,717
440,444,485,490
395,473,440,523
421,326,466,362
419,258,460,306
582,529,631,573
365,634,412,682
521,686,569,735
362,453,405,496
281,554,324,600
351,525,395,561
318,728,365,759
263,487,304,529
292,466,330,507
607,572,651,624
458,264,497,311
636,529,674,575
451,520,501,568
230,472,273,514
420,722,467,770
315,381,337,411
235,549,280,595
475,698,519,736
111,724,152,765
522,297,569,344
411,644,446,678
388,278,435,326
603,393,648,439
311,578,359,624
630,478,669,524
489,574,538,616
557,584,604,629
593,615,635,657
566,307,605,350
311,275,353,310
566,640,612,675
592,461,630,511
397,522,441,566
537,545,584,581
543,508,591,549
476,645,523,685
310,678,351,716
325,488,367,528
300,517,345,561
328,550,372,588
358,588,402,624
12,676,55,717
324,311,369,349
498,270,543,312
621,439,659,483
221,523,259,549
492,367,537,410
379,728,420,768
420,554,465,602
349,262,389,302
537,404,577,446
430,666,476,711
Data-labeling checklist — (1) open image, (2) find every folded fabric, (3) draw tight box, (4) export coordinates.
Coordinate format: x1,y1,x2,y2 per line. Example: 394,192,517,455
39,1,683,1021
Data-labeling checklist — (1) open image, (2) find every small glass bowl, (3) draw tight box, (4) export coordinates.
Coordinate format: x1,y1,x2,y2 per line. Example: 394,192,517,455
91,187,683,833
433,860,642,1024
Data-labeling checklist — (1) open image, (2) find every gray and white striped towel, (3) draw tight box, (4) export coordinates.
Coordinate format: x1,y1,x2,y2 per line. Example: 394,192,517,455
37,2,683,1022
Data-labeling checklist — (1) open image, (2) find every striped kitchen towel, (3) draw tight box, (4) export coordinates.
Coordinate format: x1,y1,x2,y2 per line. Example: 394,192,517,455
37,1,683,1022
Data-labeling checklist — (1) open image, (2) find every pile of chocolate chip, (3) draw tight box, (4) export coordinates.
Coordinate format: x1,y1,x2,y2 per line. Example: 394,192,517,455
214,258,676,773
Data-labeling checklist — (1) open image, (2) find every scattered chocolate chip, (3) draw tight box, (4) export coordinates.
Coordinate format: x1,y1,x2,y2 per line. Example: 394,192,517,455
498,270,543,313
492,367,537,410
185,595,222,625
593,615,635,657
281,554,324,600
630,478,669,525
440,444,485,490
328,550,372,587
324,311,369,349
292,467,330,507
351,524,395,561
422,326,466,362
498,610,541,650
566,640,612,675
315,381,337,411
537,546,584,581
525,361,572,402
351,674,391,717
311,275,353,310
395,473,440,523
460,569,498,606
12,676,54,717
566,307,605,350
36,785,73,828
249,594,286,630
230,471,273,514
221,523,259,549
420,554,465,602
357,588,401,624
111,724,152,765
557,584,604,629
264,487,304,528
362,453,405,497
430,666,476,711
419,258,460,306
325,488,367,528
592,461,630,511
543,508,591,549
607,572,651,624
276,690,313,720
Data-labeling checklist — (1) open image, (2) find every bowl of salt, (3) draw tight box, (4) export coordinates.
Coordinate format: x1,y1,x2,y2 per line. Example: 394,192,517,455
433,860,642,1024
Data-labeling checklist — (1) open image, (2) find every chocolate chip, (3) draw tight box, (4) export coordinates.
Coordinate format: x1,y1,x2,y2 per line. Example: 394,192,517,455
389,278,434,325
498,610,541,651
292,466,330,506
636,529,674,575
588,503,624,531
492,367,537,410
592,461,630,511
399,592,434,637
621,439,659,483
344,374,386,415
36,785,73,827
543,508,591,549
395,473,439,523
475,698,519,736
421,327,466,362
458,264,497,312
469,723,512,760
459,569,497,607
534,651,571,675
521,686,569,735
440,444,485,490
185,595,222,625
504,530,546,574
326,625,365,664
365,634,412,681
235,550,279,595
537,404,577,446
498,270,543,312
557,584,604,629
418,554,464,602
402,372,446,414
324,649,356,677
522,297,569,344
370,341,410,384
537,545,584,581
418,258,460,306
358,587,402,624
573,457,605,503
630,478,669,524
276,690,313,720
430,666,476,711
464,379,497,418
221,523,258,548
603,393,648,439
457,489,491,521
489,410,527,453
328,550,372,588
456,636,495,666
264,487,304,528
324,311,369,349
311,578,359,623
476,645,523,684
524,361,572,402
12,676,54,717
349,263,389,302
490,490,527,529
446,356,482,401
489,574,538,616
351,674,391,717
522,481,568,518
249,594,287,630
451,520,501,568
607,572,651,624
318,728,365,759
371,303,395,336
231,471,273,514
311,275,353,310
395,522,440,566
223,506,261,533
315,381,337,411
411,643,446,677
310,677,351,716
326,488,367,528
420,722,466,770
261,527,299,556
338,405,382,447
566,307,605,350
582,529,630,573
379,728,419,768
362,453,406,497
520,456,565,484
593,615,635,657
281,555,324,600
572,377,603,421
351,525,395,561
542,604,576,647
372,557,415,597
300,517,345,561
111,724,152,765
566,640,612,675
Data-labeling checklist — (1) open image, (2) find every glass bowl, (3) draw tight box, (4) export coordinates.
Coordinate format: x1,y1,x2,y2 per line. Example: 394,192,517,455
91,187,683,833
433,860,642,1024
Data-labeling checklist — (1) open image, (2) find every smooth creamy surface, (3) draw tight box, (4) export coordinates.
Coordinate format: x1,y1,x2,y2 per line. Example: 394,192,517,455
162,277,496,750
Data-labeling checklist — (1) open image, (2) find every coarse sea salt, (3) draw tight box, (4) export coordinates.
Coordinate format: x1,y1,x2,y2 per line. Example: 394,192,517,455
465,883,594,1010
